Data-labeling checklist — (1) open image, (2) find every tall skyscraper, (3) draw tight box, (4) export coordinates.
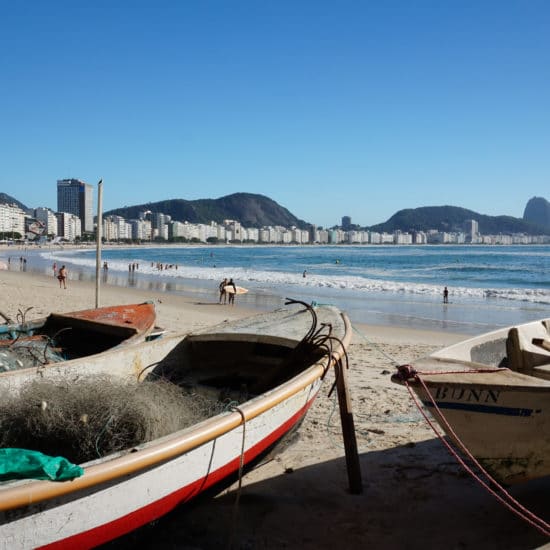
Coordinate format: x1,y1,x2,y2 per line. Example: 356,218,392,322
57,179,93,233
342,216,352,230
464,219,479,243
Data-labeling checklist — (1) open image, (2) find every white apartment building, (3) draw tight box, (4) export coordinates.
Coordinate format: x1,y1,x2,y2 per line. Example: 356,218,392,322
103,216,132,241
346,231,364,244
56,212,82,241
394,231,413,245
129,219,152,241
0,203,26,236
368,232,381,244
244,227,259,242
35,207,58,237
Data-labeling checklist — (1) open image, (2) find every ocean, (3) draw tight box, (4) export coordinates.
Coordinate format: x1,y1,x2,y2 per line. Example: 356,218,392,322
4,244,550,335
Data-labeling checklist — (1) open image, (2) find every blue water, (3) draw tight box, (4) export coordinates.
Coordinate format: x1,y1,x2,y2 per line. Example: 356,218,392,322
5,244,550,335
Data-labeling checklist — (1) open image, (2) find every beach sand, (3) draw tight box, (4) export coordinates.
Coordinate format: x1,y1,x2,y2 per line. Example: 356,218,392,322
0,269,548,549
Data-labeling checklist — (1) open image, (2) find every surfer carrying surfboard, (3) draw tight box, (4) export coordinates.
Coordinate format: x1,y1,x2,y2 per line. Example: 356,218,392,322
219,278,228,304
227,278,237,305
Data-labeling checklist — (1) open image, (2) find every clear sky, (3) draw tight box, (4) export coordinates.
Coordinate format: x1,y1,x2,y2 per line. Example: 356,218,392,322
1,1,549,228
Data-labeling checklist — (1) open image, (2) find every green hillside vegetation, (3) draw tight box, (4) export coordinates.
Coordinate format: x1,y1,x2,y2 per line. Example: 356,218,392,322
368,205,549,235
105,193,308,229
2,189,549,236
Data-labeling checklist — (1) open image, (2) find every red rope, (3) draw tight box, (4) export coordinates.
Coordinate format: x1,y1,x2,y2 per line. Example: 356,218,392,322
399,366,550,538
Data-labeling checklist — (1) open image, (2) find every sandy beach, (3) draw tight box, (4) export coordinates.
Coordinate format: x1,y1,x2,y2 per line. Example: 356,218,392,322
0,269,548,549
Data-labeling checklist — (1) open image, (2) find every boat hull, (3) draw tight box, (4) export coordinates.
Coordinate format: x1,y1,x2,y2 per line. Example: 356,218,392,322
393,316,550,485
0,303,351,548
409,371,550,484
2,380,320,549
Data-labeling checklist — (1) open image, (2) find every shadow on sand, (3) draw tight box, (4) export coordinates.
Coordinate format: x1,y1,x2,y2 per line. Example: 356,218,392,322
102,438,549,549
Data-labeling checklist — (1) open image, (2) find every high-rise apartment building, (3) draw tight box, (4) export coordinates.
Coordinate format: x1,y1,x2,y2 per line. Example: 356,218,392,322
57,179,93,233
464,219,479,243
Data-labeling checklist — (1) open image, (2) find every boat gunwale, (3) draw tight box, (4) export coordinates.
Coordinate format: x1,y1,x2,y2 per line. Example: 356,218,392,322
0,311,352,512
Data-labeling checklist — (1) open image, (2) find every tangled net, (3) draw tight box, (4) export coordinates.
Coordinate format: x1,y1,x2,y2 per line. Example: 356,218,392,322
0,375,229,464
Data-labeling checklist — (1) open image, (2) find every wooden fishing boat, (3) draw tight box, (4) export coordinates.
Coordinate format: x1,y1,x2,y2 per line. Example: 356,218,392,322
392,317,550,485
0,302,158,373
0,301,351,548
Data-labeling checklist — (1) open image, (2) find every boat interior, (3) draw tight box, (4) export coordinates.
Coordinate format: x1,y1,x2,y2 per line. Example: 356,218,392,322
470,319,550,381
42,314,140,357
145,333,329,398
0,315,140,371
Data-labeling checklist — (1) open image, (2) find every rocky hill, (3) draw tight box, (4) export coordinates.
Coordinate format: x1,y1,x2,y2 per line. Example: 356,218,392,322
105,193,309,229
523,197,550,230
368,205,549,235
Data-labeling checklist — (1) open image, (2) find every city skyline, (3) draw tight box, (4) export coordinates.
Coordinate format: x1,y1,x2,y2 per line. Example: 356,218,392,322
1,182,545,231
1,2,549,227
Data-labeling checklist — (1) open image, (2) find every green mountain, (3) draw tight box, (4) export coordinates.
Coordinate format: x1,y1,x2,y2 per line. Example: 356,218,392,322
523,197,550,230
105,193,309,229
0,193,28,211
368,205,549,235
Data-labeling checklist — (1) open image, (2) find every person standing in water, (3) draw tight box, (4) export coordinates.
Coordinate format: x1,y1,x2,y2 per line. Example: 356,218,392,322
58,265,68,289
443,286,449,304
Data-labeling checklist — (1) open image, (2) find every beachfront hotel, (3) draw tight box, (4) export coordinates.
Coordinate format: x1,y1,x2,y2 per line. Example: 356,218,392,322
57,179,94,234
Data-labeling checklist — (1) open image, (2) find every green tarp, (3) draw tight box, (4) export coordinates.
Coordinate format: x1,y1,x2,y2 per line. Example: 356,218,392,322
0,448,84,481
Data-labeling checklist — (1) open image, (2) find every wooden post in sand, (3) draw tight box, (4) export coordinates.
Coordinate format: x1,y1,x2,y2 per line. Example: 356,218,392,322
95,179,103,309
334,358,363,494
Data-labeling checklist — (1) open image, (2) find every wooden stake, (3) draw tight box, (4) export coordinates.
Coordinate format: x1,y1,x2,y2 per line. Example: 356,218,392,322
334,358,363,494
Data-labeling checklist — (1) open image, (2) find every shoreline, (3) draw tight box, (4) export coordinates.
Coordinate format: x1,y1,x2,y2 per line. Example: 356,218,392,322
5,242,548,338
1,268,547,548
1,245,489,337
0,267,469,345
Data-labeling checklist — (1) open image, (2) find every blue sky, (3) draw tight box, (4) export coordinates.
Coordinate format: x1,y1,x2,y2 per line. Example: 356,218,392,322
1,1,549,228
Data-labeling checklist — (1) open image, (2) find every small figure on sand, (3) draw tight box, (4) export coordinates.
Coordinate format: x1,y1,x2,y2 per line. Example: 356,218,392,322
227,278,237,306
443,286,449,304
58,265,68,289
53,262,57,277
219,278,228,304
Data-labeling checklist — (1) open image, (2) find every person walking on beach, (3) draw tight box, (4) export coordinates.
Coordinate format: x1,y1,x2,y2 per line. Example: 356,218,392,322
443,286,449,304
227,278,237,306
219,278,228,304
58,265,67,289
52,262,57,277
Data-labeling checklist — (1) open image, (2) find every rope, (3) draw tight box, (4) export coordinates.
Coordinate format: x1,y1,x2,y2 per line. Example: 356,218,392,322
398,366,550,537
353,320,550,537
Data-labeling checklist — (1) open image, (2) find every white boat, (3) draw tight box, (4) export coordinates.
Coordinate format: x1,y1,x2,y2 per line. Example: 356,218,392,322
0,301,351,548
392,318,550,485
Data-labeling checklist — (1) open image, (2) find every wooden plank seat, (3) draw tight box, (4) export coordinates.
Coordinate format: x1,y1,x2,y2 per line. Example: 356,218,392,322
506,322,550,380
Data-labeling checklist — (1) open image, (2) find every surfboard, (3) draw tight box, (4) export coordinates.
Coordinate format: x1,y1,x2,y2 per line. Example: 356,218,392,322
224,285,248,295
